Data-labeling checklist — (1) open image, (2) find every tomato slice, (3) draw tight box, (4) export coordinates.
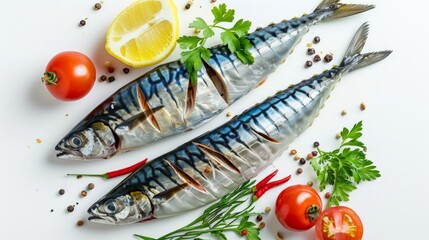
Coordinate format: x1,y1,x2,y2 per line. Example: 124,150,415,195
315,206,363,240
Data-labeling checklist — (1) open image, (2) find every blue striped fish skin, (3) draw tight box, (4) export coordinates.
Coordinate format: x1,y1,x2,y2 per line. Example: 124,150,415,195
87,23,392,225
55,1,373,160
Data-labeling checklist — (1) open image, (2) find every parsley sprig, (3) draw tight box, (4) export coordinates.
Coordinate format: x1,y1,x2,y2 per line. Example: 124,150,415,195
310,121,381,208
134,181,261,240
178,4,254,84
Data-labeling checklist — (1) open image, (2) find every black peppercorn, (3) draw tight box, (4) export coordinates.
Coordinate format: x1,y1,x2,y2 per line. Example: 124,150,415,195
123,68,130,74
79,20,86,27
94,3,102,10
312,151,318,157
299,158,306,165
307,48,316,55
108,76,116,82
313,55,321,62
67,205,75,213
313,36,320,44
58,189,65,195
100,75,107,82
313,141,320,147
324,54,333,63
305,61,313,68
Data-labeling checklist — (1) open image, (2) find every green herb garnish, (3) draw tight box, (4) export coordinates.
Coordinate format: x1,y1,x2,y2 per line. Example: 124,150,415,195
178,4,254,84
135,181,260,240
310,121,381,208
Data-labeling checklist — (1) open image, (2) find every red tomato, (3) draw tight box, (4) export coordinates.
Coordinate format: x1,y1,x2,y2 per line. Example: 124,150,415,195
275,185,322,231
42,51,96,101
315,206,363,240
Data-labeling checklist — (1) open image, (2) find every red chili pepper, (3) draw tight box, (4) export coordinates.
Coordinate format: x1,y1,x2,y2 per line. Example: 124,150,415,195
253,174,291,201
254,169,278,192
67,158,148,179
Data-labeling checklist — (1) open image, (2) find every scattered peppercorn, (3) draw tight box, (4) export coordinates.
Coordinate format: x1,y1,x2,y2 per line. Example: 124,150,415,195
67,205,75,213
77,220,84,227
299,158,306,165
104,61,111,68
76,202,79,205
258,222,266,230
296,168,303,174
324,54,333,62
50,209,54,213
108,66,115,73
79,20,86,27
194,28,201,34
325,192,331,199
241,229,248,235
290,149,297,155
307,181,313,187
108,76,116,82
306,43,313,48
58,189,65,195
307,48,316,55
226,111,232,117
305,60,313,68
265,207,271,214
211,0,217,3
336,133,341,139
294,155,301,161
313,54,321,63
123,68,130,74
256,215,263,222
276,232,284,240
100,75,107,82
185,3,191,9
311,151,318,157
81,191,87,197
94,3,102,10
87,183,95,190
306,153,313,160
76,175,82,179
313,141,320,148
360,102,366,111
341,110,348,116
313,36,321,44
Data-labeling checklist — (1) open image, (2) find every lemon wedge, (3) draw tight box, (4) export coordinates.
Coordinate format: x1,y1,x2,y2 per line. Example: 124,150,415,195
106,0,179,67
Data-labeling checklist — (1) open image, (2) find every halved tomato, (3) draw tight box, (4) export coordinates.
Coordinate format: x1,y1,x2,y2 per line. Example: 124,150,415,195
315,206,363,240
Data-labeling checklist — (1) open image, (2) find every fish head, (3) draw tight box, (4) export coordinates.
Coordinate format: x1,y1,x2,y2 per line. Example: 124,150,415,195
88,191,153,225
55,121,118,160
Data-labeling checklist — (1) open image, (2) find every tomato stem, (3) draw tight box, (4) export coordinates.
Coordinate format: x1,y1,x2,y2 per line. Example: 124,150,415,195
306,204,321,221
41,72,58,85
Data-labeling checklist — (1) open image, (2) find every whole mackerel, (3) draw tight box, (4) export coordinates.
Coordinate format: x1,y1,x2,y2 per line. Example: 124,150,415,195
87,23,392,224
56,0,374,160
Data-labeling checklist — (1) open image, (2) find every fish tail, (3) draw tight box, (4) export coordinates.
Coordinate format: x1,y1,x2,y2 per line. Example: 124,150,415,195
340,22,392,73
315,0,374,21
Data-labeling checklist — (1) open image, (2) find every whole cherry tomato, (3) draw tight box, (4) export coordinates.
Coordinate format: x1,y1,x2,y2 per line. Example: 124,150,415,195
315,206,363,240
275,185,322,231
42,51,96,101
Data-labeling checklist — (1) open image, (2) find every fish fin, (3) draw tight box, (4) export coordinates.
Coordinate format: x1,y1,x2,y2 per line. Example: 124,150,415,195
163,159,207,193
340,23,392,72
152,183,189,201
136,84,161,132
315,0,374,21
116,106,163,130
249,126,280,144
193,142,242,174
184,79,197,118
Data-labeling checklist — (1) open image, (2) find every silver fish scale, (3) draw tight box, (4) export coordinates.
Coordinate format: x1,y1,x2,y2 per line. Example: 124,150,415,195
105,68,339,219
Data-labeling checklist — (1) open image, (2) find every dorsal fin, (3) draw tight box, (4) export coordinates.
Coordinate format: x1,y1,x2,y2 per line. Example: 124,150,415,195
193,142,241,174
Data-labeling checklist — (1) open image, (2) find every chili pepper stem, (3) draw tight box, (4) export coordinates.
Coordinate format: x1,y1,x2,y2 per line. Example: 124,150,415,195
67,173,109,179
41,72,58,85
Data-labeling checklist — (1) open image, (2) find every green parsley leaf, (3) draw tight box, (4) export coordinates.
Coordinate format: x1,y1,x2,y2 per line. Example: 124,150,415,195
177,36,203,50
212,3,235,24
221,30,240,53
189,17,210,30
230,19,252,37
310,121,381,208
211,231,227,240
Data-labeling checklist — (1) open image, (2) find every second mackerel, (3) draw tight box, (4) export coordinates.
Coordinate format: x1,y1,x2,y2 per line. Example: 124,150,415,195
56,0,374,160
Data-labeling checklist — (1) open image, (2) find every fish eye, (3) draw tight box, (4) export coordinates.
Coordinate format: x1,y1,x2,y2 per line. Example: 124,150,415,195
69,135,83,148
104,201,118,214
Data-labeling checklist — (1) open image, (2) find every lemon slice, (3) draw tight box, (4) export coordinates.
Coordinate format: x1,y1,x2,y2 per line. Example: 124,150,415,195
106,0,179,67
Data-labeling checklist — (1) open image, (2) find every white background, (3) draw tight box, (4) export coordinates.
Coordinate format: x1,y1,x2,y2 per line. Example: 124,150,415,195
0,0,427,239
